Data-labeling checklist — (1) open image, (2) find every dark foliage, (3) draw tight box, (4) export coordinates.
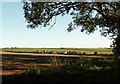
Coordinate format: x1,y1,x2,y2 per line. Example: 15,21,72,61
2,58,120,84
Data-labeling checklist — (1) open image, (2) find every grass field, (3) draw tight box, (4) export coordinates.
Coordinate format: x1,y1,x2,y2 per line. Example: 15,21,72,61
1,47,113,55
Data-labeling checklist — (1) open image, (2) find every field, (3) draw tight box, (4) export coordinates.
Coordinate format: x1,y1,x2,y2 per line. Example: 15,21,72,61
1,48,120,84
1,47,113,55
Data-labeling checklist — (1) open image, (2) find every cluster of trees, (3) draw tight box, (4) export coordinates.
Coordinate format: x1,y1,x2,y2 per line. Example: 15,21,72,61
23,1,120,55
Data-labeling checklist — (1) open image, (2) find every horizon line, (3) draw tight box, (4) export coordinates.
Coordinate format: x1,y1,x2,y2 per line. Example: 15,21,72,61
0,47,111,49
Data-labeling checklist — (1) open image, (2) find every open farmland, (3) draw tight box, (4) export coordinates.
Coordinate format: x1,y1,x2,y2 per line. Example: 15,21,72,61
1,48,120,84
0,48,115,76
1,48,112,74
1,47,113,55
1,52,114,75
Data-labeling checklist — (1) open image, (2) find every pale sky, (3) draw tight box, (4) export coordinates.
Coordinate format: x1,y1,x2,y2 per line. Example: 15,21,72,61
1,2,112,48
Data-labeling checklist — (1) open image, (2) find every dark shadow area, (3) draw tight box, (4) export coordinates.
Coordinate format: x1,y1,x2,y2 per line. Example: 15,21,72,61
2,54,120,84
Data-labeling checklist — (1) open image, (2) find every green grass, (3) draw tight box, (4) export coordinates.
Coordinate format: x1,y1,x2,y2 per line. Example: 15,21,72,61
1,47,113,55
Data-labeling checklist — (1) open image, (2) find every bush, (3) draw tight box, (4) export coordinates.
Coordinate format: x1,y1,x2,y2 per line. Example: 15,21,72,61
49,57,62,66
83,52,86,55
27,64,41,75
35,50,39,53
94,51,98,55
66,51,77,55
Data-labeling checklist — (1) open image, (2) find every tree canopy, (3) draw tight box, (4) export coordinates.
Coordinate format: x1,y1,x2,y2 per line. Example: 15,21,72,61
23,1,120,55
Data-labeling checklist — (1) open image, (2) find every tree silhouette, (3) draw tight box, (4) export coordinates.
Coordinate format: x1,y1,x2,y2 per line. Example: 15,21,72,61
23,1,120,55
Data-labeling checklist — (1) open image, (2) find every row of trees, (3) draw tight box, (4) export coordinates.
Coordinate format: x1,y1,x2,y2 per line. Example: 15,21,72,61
23,1,120,55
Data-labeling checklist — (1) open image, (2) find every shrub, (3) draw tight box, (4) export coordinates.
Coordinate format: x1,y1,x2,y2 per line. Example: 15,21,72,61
49,57,62,66
35,50,39,53
94,51,98,55
27,64,41,75
66,51,77,55
83,52,86,55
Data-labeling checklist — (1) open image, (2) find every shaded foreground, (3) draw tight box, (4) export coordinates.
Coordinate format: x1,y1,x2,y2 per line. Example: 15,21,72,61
1,52,120,84
2,69,120,84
